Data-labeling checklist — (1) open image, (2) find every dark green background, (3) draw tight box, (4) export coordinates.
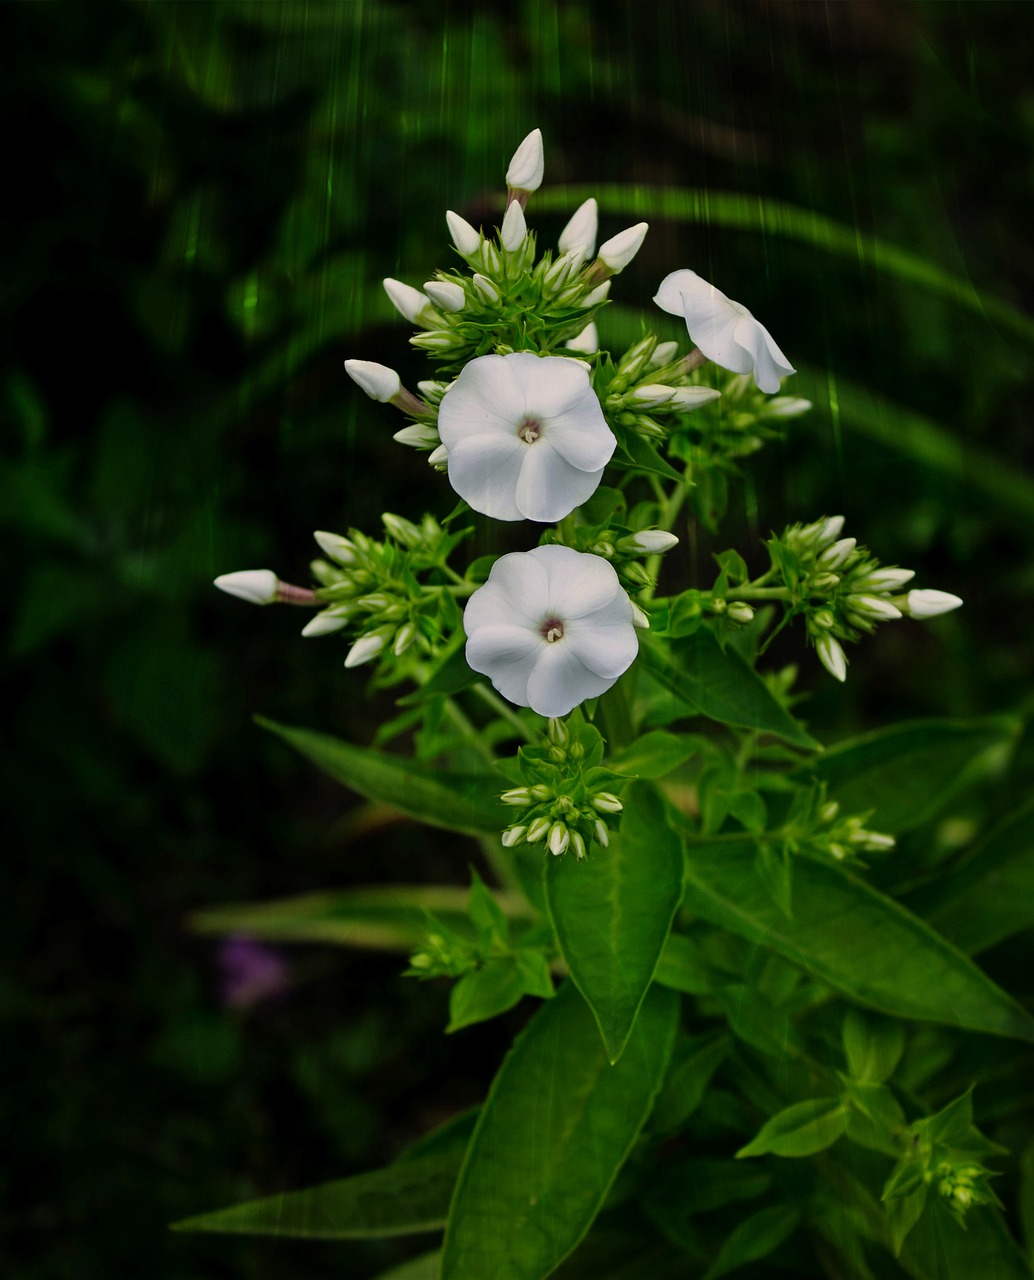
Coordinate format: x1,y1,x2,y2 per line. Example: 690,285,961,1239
4,2,1031,1276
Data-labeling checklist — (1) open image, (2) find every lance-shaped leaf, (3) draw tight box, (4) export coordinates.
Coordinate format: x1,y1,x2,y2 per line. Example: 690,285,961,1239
545,782,684,1062
441,981,678,1280
703,1204,801,1280
795,717,1017,834
680,836,1034,1043
170,1150,463,1239
639,630,819,750
257,716,503,835
736,1099,848,1159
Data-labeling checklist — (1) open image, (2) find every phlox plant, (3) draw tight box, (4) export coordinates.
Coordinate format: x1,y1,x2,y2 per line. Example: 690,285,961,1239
182,130,1034,1280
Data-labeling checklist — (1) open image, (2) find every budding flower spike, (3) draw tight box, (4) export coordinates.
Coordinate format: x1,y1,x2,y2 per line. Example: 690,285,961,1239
505,128,544,197
437,352,616,522
653,269,795,394
463,545,638,718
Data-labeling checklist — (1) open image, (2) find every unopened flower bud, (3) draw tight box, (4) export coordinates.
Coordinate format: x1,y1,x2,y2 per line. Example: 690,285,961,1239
505,128,544,193
471,273,501,304
313,531,358,564
593,792,623,814
564,321,598,354
446,210,481,257
630,601,651,630
382,512,422,546
570,831,587,860
383,278,436,326
818,537,856,570
214,569,279,605
597,222,649,273
626,384,676,409
810,572,840,592
423,280,465,313
345,359,401,402
500,199,527,251
862,832,895,852
501,825,527,848
547,717,570,748
763,396,813,419
816,515,846,548
501,787,532,806
301,610,349,637
428,444,449,469
526,817,551,844
548,821,570,857
648,340,680,368
593,818,610,848
669,386,721,411
619,530,679,555
904,589,963,619
622,562,653,588
853,566,915,591
816,633,848,683
393,622,416,656
411,330,461,353
818,801,840,823
542,251,579,291
557,196,598,263
811,609,835,631
344,630,389,669
394,424,441,449
583,281,611,306
726,602,754,624
848,594,903,622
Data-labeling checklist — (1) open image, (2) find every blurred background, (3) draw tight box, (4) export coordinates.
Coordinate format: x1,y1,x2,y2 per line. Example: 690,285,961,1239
3,1,1032,1276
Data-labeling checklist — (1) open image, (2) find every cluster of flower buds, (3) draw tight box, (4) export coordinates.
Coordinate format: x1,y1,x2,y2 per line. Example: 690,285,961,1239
407,926,477,980
567,526,679,601
598,334,721,440
499,718,626,858
769,516,962,682
933,1162,1002,1223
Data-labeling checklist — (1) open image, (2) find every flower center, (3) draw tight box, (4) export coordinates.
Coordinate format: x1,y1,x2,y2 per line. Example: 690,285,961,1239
541,617,565,643
517,415,543,444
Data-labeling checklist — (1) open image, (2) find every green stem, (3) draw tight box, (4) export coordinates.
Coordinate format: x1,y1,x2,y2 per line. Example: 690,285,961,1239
725,586,793,601
643,472,688,603
442,699,497,769
471,683,533,740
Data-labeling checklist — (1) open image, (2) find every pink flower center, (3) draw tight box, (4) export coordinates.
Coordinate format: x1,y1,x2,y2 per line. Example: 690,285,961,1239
517,415,543,444
541,617,565,643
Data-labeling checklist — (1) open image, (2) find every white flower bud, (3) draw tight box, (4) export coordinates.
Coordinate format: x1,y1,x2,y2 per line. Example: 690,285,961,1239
854,567,915,591
862,832,896,852
416,380,448,398
471,273,501,305
648,340,680,368
213,569,279,605
344,359,401,403
583,281,611,306
597,222,648,273
593,818,610,848
630,601,651,630
382,512,422,546
847,594,903,622
817,537,857,570
726,602,755,624
423,280,465,313
301,610,349,638
620,530,679,554
393,424,441,450
816,516,845,548
344,631,388,669
558,197,598,263
501,787,532,806
313,531,358,564
428,444,449,468
505,128,544,192
904,589,963,619
543,251,579,292
526,817,551,844
816,633,848,683
570,831,587,860
382,278,434,325
547,821,570,857
500,199,527,251
626,384,677,409
592,792,623,814
670,386,721,411
501,825,527,848
810,573,840,592
763,396,813,419
446,210,481,257
393,622,416,656
564,321,599,354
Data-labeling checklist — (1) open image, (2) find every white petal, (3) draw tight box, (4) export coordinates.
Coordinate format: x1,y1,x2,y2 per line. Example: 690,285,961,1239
525,644,614,717
516,353,591,417
544,404,615,473
531,545,622,619
437,355,524,444
446,433,525,521
565,605,638,678
732,312,795,394
465,555,549,630
514,442,603,522
465,624,542,706
653,269,699,317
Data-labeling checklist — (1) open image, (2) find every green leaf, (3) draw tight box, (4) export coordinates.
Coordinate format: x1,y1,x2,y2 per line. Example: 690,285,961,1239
447,959,525,1033
899,1191,1031,1279
616,430,683,482
440,981,678,1280
843,1008,906,1084
680,837,1034,1043
886,1185,929,1257
398,641,478,704
170,1150,461,1239
653,932,715,996
608,730,700,779
797,717,1017,834
466,870,509,949
545,783,684,1062
369,1252,441,1280
640,630,819,750
257,717,504,836
916,798,1034,954
702,1204,800,1280
652,1032,731,1135
190,884,532,951
736,1099,848,1159
515,948,556,1000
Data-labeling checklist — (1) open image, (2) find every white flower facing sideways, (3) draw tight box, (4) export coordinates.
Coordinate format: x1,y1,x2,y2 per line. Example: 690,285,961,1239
437,352,616,522
464,545,638,718
653,269,795,394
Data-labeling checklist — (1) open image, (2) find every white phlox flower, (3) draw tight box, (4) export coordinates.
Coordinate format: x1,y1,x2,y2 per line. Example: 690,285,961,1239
653,269,795,394
464,545,638,717
437,352,616,522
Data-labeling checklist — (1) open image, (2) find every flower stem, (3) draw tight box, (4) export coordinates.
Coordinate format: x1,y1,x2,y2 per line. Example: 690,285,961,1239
471,684,533,740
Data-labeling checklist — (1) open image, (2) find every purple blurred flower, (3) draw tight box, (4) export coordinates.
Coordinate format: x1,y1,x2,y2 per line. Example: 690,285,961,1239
217,934,291,1009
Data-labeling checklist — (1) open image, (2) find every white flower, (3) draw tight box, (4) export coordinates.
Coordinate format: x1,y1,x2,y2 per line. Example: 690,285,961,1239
446,210,481,257
437,352,615,522
213,569,279,605
597,222,648,273
463,545,638,717
905,589,963,618
344,359,401,402
558,198,598,263
505,128,544,192
653,269,795,394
